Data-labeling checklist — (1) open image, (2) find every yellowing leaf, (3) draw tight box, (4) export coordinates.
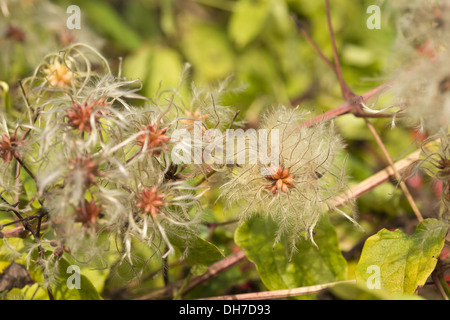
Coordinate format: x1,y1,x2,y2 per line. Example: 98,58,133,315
330,282,425,300
182,22,234,81
146,46,184,96
355,218,448,294
52,257,102,300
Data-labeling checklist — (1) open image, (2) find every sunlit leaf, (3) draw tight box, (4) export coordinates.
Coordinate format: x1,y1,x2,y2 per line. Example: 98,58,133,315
229,0,270,48
77,0,142,51
355,218,448,294
182,21,234,81
52,257,102,300
146,46,185,96
330,282,425,300
169,232,225,268
235,214,347,293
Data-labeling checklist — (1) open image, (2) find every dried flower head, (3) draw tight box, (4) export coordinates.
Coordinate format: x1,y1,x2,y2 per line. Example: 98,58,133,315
391,52,450,132
181,109,209,132
66,99,107,134
410,131,450,181
409,131,450,225
75,199,102,227
0,0,103,83
389,0,450,63
0,133,21,163
5,24,26,42
136,186,166,217
265,166,295,194
43,58,73,87
220,106,356,250
136,124,170,156
68,155,100,187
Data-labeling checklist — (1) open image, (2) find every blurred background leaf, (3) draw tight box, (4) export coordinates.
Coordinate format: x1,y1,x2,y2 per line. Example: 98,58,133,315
235,214,347,299
1,0,447,300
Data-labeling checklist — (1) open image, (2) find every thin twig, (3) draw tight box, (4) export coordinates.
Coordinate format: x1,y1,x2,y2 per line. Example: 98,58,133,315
126,259,185,291
163,248,170,288
330,149,422,208
194,170,216,187
134,249,247,300
203,219,239,229
324,0,355,101
199,280,355,300
229,110,241,129
432,272,449,300
14,156,36,181
291,14,336,73
364,119,423,221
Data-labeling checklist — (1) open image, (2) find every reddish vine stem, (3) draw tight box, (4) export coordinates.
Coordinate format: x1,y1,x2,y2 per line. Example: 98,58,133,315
298,84,390,128
134,249,247,300
432,266,449,300
290,14,336,73
324,0,355,101
291,13,395,121
310,1,423,223
199,280,355,300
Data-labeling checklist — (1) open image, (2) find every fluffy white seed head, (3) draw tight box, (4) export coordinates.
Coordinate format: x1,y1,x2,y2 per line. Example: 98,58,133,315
220,106,354,252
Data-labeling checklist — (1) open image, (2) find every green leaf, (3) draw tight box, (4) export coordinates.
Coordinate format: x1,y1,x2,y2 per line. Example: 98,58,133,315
52,257,102,300
104,237,164,290
146,46,185,96
330,282,425,300
161,0,176,37
169,232,225,268
181,22,234,81
77,0,142,51
229,0,270,48
355,218,448,295
191,264,209,276
235,214,347,292
269,0,291,34
122,44,152,83
0,238,25,262
342,44,376,67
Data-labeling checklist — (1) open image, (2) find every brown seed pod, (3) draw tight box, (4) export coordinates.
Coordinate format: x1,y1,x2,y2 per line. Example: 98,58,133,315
54,247,64,258
136,186,167,217
136,124,170,156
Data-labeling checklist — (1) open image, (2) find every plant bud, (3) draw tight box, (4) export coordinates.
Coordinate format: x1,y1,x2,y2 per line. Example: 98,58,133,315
54,247,64,258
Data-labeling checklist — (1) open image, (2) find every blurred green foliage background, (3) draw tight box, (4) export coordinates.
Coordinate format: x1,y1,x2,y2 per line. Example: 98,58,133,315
47,0,424,227
2,0,442,299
